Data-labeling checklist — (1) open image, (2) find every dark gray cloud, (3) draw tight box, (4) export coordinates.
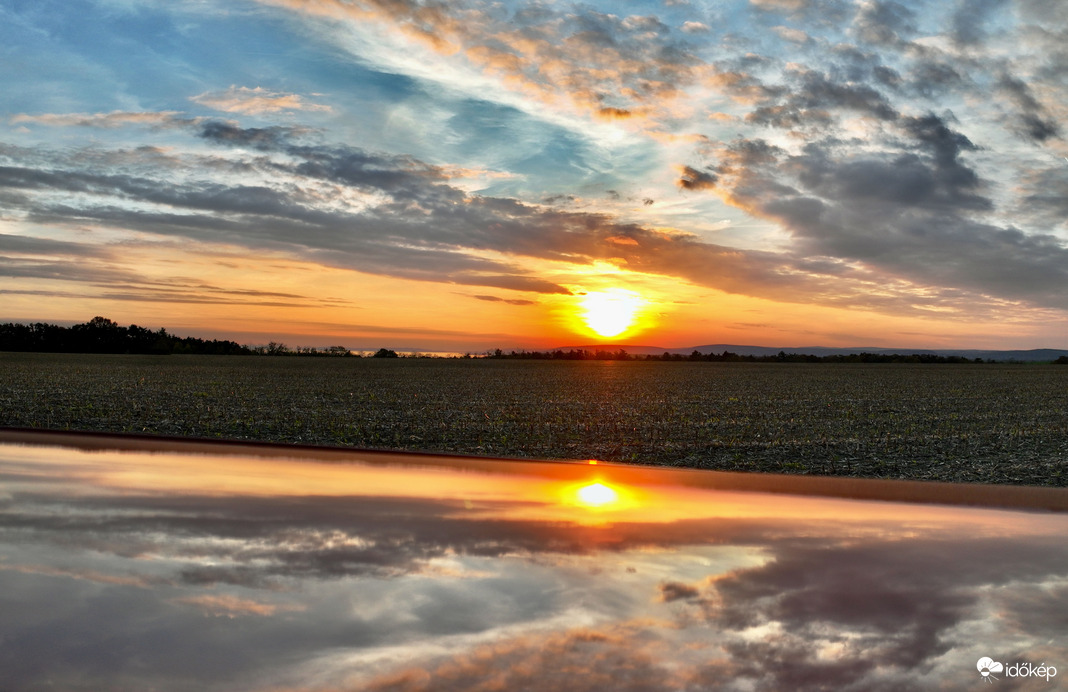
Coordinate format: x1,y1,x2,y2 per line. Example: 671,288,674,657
0,233,109,257
852,0,916,47
693,111,1068,310
197,121,310,150
997,75,1061,143
745,69,898,130
1017,165,1068,230
950,0,1009,46
0,257,141,284
907,60,966,98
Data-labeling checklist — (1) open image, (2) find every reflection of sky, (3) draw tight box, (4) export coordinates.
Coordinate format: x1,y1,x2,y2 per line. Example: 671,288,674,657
1,435,1066,691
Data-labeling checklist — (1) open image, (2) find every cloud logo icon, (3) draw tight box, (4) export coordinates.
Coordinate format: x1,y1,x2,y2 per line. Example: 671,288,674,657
977,657,1004,682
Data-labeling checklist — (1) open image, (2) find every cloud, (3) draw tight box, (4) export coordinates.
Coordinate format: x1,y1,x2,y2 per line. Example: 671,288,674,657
0,233,110,258
680,21,710,34
750,0,811,12
471,294,536,306
6,116,1061,318
852,0,916,47
160,0,1060,327
9,111,199,129
950,0,1009,46
676,165,718,190
997,75,1061,143
693,113,1068,310
259,0,704,126
0,124,572,296
0,121,836,307
743,69,898,130
772,25,810,44
197,120,311,150
1016,165,1068,230
190,86,332,115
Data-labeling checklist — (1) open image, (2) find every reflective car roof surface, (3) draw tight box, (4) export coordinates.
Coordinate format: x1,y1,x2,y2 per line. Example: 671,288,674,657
1,429,1065,691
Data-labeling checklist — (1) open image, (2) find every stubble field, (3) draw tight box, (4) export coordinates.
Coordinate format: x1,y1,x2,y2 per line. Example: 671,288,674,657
2,352,1067,486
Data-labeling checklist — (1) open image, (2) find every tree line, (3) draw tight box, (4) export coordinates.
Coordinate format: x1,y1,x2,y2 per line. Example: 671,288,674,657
0,317,256,355
485,348,1018,364
0,317,411,357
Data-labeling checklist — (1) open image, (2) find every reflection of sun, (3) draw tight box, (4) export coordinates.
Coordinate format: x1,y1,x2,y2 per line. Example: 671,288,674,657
577,482,619,507
580,289,643,338
556,478,641,520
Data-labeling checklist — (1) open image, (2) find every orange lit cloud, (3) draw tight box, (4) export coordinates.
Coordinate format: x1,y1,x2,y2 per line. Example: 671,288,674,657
258,0,701,128
190,86,332,115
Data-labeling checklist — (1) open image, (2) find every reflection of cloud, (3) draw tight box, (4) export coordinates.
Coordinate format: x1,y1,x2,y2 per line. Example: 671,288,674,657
658,580,700,602
699,533,1068,689
364,624,672,692
174,593,304,617
0,563,163,588
990,579,1068,636
2,457,1067,692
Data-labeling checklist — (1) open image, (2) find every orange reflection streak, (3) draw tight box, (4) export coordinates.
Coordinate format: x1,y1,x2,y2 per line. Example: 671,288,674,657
578,483,617,506
3,432,1065,532
558,479,645,521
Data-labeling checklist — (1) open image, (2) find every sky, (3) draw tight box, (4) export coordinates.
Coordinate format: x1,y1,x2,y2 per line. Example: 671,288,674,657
1,0,1067,351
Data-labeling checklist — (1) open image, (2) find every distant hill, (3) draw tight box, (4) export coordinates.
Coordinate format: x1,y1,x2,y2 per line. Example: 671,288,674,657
557,344,1068,362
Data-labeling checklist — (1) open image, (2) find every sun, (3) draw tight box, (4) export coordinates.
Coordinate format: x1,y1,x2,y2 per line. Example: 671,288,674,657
580,289,644,338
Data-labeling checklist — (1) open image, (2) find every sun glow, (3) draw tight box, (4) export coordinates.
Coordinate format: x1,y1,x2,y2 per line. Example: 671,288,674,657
576,482,620,507
580,288,644,338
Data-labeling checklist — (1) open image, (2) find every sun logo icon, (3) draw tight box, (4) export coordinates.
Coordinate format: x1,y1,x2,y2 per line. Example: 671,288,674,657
977,657,1004,683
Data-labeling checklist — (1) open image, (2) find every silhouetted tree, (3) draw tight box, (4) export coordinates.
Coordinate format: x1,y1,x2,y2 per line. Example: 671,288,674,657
0,317,252,355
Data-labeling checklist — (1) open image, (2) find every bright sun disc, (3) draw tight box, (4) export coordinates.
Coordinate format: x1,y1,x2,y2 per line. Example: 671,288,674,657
580,289,643,338
577,482,618,506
